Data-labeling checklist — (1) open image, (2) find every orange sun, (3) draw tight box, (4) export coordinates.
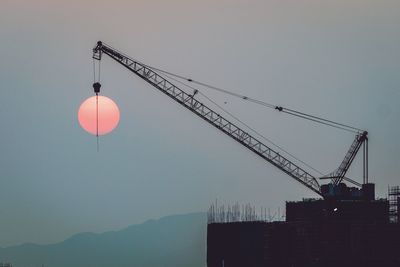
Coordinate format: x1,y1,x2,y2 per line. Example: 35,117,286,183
78,95,120,135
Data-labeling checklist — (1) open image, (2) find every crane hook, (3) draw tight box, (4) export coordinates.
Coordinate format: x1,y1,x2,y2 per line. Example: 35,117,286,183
93,82,101,95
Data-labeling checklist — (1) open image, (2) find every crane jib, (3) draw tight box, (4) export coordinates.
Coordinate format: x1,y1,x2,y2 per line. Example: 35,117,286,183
93,41,325,197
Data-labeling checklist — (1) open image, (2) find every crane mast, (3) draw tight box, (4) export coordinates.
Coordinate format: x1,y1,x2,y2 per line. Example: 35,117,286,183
326,131,368,186
92,41,371,200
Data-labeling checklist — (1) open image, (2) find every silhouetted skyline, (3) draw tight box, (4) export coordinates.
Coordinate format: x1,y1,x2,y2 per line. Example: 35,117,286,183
1,0,399,247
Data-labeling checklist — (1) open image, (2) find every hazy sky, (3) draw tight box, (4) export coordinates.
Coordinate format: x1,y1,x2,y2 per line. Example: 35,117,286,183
1,0,399,247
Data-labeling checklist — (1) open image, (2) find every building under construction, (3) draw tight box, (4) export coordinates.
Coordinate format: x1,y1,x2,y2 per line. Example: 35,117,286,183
207,185,400,267
90,42,400,267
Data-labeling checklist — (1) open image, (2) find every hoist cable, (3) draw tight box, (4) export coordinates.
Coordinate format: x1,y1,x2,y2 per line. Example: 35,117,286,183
281,110,358,133
96,94,99,152
98,59,101,82
93,57,100,152
159,71,325,176
93,59,96,83
283,107,362,132
154,68,362,133
102,46,364,134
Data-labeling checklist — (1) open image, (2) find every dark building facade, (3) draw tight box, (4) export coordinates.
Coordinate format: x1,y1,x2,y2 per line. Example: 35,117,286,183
207,199,400,267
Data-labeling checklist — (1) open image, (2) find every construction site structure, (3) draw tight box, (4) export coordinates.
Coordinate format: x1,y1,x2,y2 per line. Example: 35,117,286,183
389,185,400,223
207,193,400,267
92,41,371,200
90,41,399,267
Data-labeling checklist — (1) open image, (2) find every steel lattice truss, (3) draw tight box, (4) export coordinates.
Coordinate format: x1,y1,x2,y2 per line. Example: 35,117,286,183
326,131,368,185
93,42,322,197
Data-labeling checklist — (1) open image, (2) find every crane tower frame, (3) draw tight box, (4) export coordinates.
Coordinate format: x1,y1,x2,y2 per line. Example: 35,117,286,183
92,41,370,199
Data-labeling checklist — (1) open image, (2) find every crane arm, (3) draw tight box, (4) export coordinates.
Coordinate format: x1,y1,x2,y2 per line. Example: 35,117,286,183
93,41,322,197
325,131,368,185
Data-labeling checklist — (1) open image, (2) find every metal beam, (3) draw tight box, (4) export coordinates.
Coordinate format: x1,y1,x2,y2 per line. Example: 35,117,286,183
93,41,322,197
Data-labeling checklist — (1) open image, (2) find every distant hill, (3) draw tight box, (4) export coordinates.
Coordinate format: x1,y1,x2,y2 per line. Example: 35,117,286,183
0,213,207,267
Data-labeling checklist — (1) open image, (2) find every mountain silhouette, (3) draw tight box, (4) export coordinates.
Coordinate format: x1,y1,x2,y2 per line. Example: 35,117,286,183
0,213,207,267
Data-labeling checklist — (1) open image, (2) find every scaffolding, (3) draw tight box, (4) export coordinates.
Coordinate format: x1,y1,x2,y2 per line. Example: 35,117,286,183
207,201,285,223
389,186,400,223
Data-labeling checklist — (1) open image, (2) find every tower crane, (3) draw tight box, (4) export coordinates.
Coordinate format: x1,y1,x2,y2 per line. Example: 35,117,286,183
92,41,373,200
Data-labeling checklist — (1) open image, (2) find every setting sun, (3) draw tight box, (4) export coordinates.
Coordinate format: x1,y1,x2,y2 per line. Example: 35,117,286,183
78,95,120,135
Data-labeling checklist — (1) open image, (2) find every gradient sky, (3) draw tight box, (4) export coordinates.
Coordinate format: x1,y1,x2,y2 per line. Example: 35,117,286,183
1,0,399,247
